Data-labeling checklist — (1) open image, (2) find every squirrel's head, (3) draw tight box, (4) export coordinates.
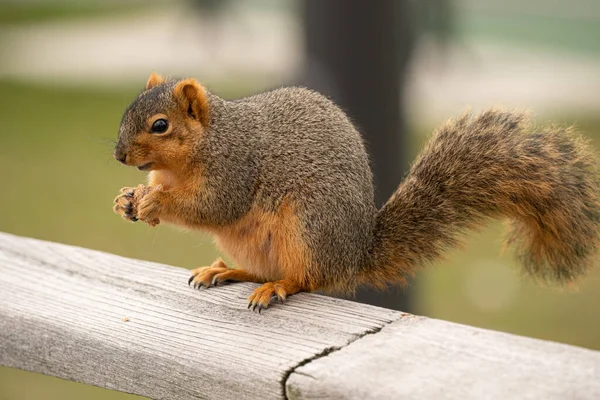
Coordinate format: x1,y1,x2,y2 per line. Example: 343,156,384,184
114,72,210,172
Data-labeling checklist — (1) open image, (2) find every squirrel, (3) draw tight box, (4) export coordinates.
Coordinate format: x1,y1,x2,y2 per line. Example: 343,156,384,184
113,72,600,312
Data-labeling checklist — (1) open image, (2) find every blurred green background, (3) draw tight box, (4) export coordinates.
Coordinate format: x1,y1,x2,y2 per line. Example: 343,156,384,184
1,1,600,399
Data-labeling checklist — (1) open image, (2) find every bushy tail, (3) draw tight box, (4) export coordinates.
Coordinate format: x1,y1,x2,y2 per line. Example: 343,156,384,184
364,109,600,288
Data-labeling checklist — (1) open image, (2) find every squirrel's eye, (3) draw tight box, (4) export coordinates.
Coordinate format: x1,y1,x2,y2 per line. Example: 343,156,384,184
150,119,169,134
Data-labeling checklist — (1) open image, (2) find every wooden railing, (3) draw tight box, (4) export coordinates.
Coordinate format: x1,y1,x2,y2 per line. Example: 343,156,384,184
1,231,599,399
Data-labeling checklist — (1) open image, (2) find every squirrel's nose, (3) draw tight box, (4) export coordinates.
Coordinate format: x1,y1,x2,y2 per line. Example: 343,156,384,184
114,148,128,164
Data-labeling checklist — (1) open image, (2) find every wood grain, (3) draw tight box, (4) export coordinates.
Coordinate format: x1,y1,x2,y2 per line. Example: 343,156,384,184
286,316,600,399
0,232,401,399
2,231,599,400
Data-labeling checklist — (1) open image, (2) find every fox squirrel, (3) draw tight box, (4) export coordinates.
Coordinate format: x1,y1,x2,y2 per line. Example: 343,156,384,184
113,72,600,312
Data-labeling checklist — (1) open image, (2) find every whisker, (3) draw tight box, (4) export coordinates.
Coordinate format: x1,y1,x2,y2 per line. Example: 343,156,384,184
153,225,161,246
89,136,118,147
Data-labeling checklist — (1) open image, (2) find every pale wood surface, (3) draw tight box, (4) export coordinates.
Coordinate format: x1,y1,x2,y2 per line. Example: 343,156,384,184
0,232,401,399
1,231,599,400
287,316,600,400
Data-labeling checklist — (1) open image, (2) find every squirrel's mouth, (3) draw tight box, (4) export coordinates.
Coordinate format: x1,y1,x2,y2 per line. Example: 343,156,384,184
137,162,153,171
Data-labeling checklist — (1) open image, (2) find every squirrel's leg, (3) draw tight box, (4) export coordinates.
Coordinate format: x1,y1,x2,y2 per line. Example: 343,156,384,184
137,185,216,227
188,259,264,288
247,280,303,313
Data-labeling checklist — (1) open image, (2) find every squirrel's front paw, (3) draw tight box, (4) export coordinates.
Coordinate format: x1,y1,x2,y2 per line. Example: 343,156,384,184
113,184,149,222
137,185,163,227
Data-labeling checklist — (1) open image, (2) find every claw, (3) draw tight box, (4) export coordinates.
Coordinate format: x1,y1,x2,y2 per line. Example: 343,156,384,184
269,294,286,305
211,277,218,287
248,302,253,309
126,190,134,197
131,217,138,222
258,306,262,314
252,303,258,312
188,276,194,286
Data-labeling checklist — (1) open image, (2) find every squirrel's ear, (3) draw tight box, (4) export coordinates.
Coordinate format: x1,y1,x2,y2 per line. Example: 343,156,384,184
173,79,209,126
145,72,165,90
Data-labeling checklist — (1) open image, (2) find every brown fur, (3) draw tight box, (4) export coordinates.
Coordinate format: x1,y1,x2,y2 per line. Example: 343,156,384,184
173,79,210,126
113,185,153,223
209,198,314,288
133,111,198,174
148,169,184,190
247,279,302,312
365,110,600,288
146,72,165,90
189,259,264,286
188,258,299,310
114,74,600,310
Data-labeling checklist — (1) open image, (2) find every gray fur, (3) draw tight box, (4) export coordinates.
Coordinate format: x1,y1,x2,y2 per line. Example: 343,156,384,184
206,88,376,290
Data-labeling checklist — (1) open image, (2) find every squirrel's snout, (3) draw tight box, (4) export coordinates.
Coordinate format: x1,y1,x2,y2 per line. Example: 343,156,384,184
114,148,128,165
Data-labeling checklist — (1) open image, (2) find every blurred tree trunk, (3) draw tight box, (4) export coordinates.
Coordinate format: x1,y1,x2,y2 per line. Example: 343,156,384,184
303,0,415,311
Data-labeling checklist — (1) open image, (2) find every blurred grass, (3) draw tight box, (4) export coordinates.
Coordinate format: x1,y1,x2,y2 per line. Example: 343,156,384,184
1,80,600,398
0,368,144,400
0,2,143,26
456,11,600,56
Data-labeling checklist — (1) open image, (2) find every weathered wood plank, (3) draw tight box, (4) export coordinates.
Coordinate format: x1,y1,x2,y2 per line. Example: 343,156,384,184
3,231,600,400
0,232,402,399
286,316,600,400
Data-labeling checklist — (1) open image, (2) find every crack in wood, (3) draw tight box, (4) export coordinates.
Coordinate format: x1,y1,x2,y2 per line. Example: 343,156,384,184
282,319,404,400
